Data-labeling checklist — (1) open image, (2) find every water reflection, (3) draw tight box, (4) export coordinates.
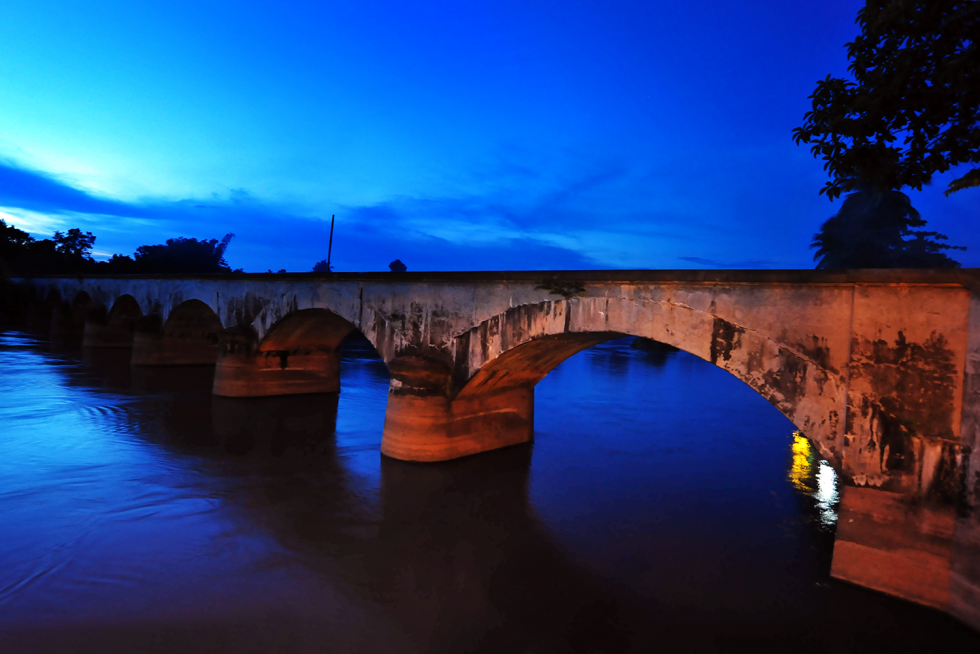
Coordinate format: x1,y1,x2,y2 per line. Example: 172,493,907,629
1,330,977,653
788,432,839,528
212,394,340,457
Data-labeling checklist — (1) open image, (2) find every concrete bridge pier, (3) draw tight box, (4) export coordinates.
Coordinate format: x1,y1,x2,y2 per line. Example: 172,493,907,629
83,295,142,348
831,487,970,619
381,357,534,462
213,308,354,397
381,330,617,462
131,299,222,366
49,291,91,339
25,299,53,331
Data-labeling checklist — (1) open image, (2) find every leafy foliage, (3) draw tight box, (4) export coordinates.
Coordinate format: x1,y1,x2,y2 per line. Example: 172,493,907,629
0,221,238,275
132,234,235,274
811,184,964,268
793,1,980,198
388,259,407,273
1,219,95,274
0,220,32,263
312,259,333,273
53,228,96,259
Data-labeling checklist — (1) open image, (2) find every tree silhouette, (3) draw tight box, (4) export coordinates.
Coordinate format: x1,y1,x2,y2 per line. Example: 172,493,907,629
0,219,32,264
0,223,242,275
811,185,963,268
131,234,235,273
793,1,980,199
53,228,96,260
389,259,407,272
312,259,333,273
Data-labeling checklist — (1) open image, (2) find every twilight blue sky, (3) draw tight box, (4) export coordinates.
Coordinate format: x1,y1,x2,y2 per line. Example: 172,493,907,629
0,1,976,271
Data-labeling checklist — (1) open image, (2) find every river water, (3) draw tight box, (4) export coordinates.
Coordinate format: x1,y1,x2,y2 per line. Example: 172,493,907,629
0,330,977,653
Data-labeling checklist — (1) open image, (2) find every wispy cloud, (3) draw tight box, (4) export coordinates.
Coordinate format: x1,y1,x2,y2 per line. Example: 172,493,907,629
677,256,780,269
0,159,155,218
0,156,629,271
0,153,812,272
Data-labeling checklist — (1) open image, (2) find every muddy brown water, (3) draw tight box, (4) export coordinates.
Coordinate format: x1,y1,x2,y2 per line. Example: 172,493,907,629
0,330,977,653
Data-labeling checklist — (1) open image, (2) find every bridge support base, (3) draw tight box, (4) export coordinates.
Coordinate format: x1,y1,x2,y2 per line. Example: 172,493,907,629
25,300,53,330
131,315,219,366
213,328,342,397
49,305,87,339
381,386,534,462
83,319,135,348
831,486,980,630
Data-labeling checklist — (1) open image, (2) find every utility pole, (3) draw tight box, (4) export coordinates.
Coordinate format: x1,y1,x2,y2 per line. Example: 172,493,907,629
326,214,335,272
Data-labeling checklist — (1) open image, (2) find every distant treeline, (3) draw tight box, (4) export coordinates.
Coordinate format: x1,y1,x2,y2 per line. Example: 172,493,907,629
0,220,236,275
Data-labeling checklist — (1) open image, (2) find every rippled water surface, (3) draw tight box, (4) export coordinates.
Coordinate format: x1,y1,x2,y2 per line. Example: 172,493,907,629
1,331,977,653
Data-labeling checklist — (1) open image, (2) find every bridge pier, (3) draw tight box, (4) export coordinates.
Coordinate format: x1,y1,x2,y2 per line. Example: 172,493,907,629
49,294,90,339
83,295,142,348
132,333,218,365
131,301,222,366
381,358,534,461
132,325,220,365
832,487,955,611
85,319,137,348
832,486,980,627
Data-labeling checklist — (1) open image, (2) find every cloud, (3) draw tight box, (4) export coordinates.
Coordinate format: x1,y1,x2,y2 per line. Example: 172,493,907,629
0,156,614,271
0,159,155,218
677,256,780,269
0,152,853,272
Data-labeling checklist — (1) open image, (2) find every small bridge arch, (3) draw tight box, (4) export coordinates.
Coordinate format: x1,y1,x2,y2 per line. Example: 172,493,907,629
213,307,382,398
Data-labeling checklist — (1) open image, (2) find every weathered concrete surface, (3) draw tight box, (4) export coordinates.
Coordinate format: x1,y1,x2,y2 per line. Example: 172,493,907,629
13,268,980,627
951,290,980,628
832,487,955,610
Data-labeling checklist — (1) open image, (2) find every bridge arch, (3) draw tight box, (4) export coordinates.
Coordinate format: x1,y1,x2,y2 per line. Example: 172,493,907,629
163,299,223,340
132,299,223,366
258,308,356,352
214,307,381,397
107,294,143,326
383,297,845,464
82,294,144,348
457,298,843,461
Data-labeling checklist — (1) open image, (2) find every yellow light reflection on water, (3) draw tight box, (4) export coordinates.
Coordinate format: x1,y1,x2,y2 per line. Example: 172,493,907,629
788,431,813,492
788,430,839,527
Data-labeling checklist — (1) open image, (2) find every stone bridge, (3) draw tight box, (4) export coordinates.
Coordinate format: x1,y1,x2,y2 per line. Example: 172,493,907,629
12,269,980,629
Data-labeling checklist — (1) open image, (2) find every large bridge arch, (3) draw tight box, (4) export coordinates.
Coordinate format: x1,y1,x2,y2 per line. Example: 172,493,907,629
448,297,846,465
382,295,848,464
